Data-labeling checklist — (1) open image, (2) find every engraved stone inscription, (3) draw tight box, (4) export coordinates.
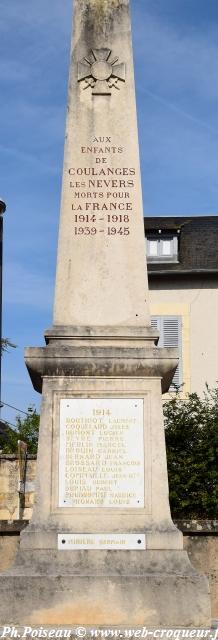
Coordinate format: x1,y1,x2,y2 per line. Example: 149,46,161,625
58,533,146,550
59,398,145,508
69,139,136,239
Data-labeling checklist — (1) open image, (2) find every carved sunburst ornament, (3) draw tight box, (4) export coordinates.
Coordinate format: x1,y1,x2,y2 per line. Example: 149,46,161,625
78,48,126,95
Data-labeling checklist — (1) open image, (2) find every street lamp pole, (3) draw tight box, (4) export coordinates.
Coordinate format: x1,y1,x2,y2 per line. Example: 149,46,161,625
0,199,6,418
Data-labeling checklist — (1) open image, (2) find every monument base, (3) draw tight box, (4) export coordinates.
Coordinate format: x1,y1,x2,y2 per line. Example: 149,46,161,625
0,550,210,626
2,328,208,627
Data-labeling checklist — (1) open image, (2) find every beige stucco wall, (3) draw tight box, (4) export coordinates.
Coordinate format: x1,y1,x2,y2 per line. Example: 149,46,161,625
148,276,218,396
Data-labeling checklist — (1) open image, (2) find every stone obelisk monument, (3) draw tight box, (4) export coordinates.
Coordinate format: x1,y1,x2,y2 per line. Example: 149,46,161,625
0,0,210,626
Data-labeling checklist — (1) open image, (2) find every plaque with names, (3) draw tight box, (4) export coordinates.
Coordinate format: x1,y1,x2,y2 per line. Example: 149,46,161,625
58,533,146,550
59,398,144,508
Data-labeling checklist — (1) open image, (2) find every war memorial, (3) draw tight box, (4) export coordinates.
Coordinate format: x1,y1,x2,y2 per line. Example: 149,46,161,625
0,0,211,628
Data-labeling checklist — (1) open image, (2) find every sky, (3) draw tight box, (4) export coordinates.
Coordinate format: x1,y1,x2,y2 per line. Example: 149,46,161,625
1,0,218,425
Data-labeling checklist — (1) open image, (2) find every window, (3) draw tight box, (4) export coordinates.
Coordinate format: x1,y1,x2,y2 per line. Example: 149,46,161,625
146,234,178,263
151,316,182,391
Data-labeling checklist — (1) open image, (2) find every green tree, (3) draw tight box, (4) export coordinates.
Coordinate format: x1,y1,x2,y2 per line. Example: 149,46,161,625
0,408,39,454
164,385,218,519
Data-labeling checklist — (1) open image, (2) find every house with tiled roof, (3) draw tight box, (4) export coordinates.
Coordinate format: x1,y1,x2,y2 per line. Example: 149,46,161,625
144,216,218,396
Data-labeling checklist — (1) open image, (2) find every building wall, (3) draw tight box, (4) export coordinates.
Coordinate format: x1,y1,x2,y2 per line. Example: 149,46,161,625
149,276,218,396
0,455,36,520
0,535,19,571
184,535,218,620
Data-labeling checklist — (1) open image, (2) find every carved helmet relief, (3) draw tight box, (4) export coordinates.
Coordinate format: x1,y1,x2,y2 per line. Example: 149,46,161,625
78,48,126,95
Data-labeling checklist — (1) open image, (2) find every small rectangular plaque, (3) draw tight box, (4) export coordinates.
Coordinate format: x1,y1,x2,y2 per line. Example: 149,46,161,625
59,398,145,508
58,533,146,550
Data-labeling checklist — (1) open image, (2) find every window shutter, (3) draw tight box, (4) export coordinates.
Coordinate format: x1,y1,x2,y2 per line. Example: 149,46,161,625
151,316,182,391
151,317,159,331
163,317,181,389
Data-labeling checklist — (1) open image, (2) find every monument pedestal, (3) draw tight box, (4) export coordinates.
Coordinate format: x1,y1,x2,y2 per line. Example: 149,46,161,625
0,553,210,626
0,328,210,626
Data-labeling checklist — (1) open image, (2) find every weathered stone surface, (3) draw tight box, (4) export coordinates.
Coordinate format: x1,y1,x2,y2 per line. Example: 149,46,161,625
18,376,182,545
184,536,218,623
0,375,211,624
0,521,216,619
0,550,210,626
0,0,210,627
0,573,210,626
25,340,178,394
0,537,19,573
0,455,36,520
53,0,150,328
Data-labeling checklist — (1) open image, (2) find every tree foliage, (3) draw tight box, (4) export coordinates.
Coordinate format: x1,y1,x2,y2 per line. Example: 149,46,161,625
164,385,218,518
0,408,39,454
0,338,16,355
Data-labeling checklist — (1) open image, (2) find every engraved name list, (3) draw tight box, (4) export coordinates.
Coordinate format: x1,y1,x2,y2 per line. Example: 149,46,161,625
59,398,145,509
